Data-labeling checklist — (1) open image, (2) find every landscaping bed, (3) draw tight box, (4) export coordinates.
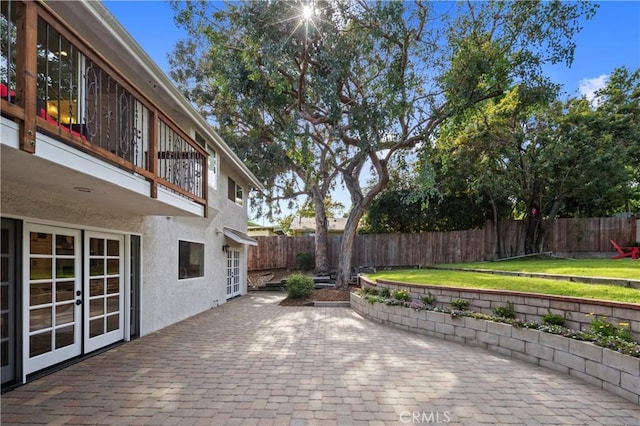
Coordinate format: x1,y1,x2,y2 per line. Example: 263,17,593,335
280,288,351,306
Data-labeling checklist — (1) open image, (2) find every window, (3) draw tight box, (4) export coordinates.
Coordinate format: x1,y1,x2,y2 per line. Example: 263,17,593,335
207,146,217,190
178,240,204,279
227,177,243,206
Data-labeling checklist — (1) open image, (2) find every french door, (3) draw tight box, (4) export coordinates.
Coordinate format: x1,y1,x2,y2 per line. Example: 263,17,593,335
1,219,17,385
24,224,82,375
226,249,240,299
23,224,125,375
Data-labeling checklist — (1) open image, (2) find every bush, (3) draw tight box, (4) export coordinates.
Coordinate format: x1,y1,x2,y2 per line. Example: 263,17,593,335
286,273,315,299
450,299,469,310
542,312,566,326
379,288,391,298
492,302,516,319
421,292,437,306
392,289,410,301
295,252,314,271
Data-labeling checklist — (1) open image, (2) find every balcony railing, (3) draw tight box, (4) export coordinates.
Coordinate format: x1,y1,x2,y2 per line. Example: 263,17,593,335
1,0,207,209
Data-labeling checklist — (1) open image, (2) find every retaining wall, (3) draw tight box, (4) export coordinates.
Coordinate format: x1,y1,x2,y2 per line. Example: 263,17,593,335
351,292,640,404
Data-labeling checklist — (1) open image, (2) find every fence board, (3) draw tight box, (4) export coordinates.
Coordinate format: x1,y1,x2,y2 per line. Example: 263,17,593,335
248,217,637,271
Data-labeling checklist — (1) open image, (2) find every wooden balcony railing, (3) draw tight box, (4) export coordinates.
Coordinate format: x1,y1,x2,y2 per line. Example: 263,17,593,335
1,0,207,209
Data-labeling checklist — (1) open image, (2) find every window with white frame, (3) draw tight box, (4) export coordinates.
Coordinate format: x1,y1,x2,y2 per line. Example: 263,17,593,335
207,146,217,190
227,177,243,206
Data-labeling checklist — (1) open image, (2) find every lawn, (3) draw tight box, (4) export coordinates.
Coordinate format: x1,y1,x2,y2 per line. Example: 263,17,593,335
447,258,639,280
366,259,640,304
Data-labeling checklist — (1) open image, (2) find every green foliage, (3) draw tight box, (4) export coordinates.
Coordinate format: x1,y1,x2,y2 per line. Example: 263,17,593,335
450,299,469,310
392,289,410,301
379,288,391,298
295,252,314,271
421,292,437,306
361,287,379,296
285,273,315,299
542,312,566,327
492,302,516,319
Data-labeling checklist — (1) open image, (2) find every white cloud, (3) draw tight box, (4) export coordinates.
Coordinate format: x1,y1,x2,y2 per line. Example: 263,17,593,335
578,74,609,106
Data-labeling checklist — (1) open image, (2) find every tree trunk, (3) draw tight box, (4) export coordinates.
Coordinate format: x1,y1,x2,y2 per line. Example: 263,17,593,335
311,187,330,275
335,206,366,289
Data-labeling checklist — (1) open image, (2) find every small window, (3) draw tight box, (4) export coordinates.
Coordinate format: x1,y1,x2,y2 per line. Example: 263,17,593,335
178,240,204,279
207,146,217,190
227,177,243,206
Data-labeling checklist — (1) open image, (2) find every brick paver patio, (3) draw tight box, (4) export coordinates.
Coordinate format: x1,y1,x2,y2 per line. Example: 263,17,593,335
2,293,639,425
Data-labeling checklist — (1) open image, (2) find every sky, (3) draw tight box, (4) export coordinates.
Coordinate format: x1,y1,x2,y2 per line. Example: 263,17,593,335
103,0,640,222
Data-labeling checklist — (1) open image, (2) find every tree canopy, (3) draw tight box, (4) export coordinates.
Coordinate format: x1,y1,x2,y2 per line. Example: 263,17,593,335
169,0,597,286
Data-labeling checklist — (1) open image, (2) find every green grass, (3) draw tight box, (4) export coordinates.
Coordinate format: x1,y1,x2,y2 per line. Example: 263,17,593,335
448,258,639,280
366,267,640,304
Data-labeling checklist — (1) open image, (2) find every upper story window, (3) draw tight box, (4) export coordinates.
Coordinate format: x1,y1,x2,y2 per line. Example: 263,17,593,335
1,1,17,103
227,177,243,206
207,146,217,190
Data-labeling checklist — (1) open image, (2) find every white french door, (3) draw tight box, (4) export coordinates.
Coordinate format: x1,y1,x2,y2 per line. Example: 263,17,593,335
84,232,125,352
226,249,240,299
23,225,126,376
24,224,82,375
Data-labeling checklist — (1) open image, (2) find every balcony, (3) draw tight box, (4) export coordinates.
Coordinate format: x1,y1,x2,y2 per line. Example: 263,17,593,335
1,0,207,217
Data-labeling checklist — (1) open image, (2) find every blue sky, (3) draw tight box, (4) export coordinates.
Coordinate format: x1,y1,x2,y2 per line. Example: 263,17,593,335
104,0,640,221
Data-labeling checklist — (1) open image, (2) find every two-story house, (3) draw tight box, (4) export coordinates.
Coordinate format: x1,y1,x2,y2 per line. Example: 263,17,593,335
0,0,263,389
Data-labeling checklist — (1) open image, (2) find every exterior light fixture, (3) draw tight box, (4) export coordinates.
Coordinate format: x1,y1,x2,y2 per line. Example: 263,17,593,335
222,244,230,253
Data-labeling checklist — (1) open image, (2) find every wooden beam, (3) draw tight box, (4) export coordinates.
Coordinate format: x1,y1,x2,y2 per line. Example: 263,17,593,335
16,1,37,154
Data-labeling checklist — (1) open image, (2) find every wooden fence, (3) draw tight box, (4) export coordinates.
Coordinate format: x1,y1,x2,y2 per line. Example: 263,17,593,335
248,217,638,271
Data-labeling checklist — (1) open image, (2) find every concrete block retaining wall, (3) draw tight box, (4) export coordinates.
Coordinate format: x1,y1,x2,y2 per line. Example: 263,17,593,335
351,290,640,405
362,277,640,343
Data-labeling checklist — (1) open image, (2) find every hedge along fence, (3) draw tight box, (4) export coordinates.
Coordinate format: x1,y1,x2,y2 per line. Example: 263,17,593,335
351,285,640,404
360,276,640,343
248,217,638,271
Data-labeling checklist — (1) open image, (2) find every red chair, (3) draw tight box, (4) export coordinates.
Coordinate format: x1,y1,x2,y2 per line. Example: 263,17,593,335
610,240,639,260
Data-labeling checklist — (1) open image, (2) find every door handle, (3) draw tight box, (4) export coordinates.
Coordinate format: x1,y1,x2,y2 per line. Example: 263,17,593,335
76,299,82,305
76,290,82,296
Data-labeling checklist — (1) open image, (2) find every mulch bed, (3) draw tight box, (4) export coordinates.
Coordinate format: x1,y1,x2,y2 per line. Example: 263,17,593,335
279,288,352,306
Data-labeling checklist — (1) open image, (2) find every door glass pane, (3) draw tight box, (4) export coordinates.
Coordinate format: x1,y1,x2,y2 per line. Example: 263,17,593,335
55,325,74,349
30,232,52,255
30,307,52,331
1,285,7,310
0,228,7,254
106,278,119,294
56,258,74,278
106,259,119,275
89,319,103,338
30,258,52,280
56,303,74,325
90,259,104,276
30,332,51,357
30,282,53,306
106,315,119,332
1,341,7,366
106,296,119,313
90,299,104,318
1,257,7,281
56,235,75,255
90,238,104,256
56,282,75,302
89,278,104,297
0,312,7,338
106,240,119,256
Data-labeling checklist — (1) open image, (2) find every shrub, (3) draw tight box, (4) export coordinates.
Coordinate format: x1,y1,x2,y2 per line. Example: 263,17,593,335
361,287,379,296
421,292,437,306
285,273,315,299
450,299,469,310
295,252,314,271
392,289,410,301
492,302,516,319
379,288,391,298
542,311,566,326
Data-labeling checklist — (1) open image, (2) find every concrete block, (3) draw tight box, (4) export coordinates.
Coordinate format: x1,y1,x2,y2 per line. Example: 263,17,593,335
511,327,539,344
401,316,417,328
569,369,603,389
444,314,464,325
486,321,511,337
499,336,525,353
426,311,447,324
554,351,586,372
540,359,568,375
435,322,454,336
488,344,511,358
549,300,579,312
586,360,620,385
416,319,435,332
579,304,612,317
539,332,569,352
454,325,476,340
525,342,554,361
569,340,602,363
526,298,550,308
621,372,640,395
464,316,487,332
512,351,538,365
603,382,639,405
602,349,640,376
388,314,401,324
477,331,499,346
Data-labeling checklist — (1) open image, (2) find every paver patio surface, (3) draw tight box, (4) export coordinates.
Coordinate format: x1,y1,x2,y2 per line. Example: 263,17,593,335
2,293,639,425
